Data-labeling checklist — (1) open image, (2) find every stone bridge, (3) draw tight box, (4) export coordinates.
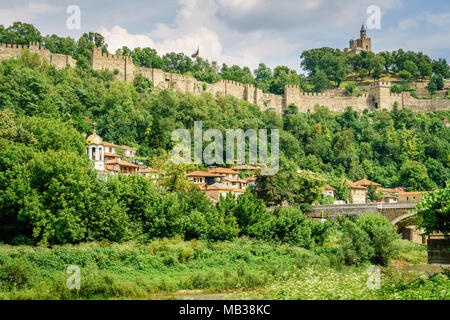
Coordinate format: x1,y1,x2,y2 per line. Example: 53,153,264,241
309,203,417,224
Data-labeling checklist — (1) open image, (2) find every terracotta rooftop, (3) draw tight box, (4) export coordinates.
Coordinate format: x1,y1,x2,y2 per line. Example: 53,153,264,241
231,164,258,170
355,179,381,187
209,167,239,175
104,152,120,158
106,159,139,168
103,141,120,148
186,171,225,177
121,145,137,151
323,185,336,191
347,181,367,189
205,183,245,192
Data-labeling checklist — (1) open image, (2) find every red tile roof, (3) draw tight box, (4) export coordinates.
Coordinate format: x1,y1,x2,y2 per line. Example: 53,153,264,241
231,164,258,170
355,179,381,187
186,171,225,177
209,168,239,175
104,152,120,158
121,145,136,151
106,159,139,168
347,181,367,189
103,141,120,148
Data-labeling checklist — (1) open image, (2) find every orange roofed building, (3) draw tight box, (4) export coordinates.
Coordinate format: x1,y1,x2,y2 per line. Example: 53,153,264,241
355,179,381,192
86,128,155,177
186,171,225,187
187,167,251,202
398,191,434,204
204,183,245,204
346,181,367,204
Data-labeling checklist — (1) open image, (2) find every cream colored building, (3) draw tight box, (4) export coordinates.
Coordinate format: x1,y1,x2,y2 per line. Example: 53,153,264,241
204,183,245,204
321,185,336,198
347,181,367,204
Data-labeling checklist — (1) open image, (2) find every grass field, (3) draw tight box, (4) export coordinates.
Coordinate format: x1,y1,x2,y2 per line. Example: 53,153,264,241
0,238,447,300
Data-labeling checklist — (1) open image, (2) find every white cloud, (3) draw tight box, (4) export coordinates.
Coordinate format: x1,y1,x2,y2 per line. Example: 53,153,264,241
217,0,260,12
376,11,450,57
98,25,155,52
0,2,62,27
97,0,278,70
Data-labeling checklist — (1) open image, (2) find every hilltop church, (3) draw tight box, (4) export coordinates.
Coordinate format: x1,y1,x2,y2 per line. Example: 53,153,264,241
344,24,372,55
85,127,163,180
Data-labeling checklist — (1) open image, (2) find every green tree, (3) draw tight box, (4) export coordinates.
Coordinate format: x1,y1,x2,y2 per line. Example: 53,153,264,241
356,214,399,265
162,163,195,192
340,220,375,266
427,79,437,96
43,34,76,55
416,187,449,236
256,207,314,248
398,160,437,191
1,150,130,245
0,22,42,45
311,68,328,92
254,63,273,92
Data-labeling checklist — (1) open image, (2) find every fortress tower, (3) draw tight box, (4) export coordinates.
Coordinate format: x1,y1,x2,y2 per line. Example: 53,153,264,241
369,81,392,110
345,24,372,55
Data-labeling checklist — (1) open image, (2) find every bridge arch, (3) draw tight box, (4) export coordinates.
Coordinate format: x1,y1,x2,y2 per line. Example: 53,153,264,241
391,211,417,225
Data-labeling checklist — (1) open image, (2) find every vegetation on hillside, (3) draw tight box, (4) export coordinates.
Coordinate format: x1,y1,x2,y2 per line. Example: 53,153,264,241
0,50,448,247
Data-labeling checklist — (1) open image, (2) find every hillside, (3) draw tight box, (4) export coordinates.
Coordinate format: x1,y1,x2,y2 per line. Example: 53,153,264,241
0,52,448,193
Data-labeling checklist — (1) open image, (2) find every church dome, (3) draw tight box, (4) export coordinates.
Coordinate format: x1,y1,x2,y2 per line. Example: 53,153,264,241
86,129,103,145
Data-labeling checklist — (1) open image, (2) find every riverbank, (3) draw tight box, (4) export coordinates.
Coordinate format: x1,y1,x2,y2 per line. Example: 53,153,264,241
0,238,447,300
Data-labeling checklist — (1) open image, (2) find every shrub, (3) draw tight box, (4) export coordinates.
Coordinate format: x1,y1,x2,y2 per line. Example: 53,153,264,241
340,221,374,265
344,82,356,95
0,258,34,289
391,239,427,264
355,213,399,265
390,85,402,94
256,207,314,248
233,191,268,236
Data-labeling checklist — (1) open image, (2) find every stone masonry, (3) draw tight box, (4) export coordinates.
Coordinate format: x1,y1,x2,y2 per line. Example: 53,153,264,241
0,42,76,69
0,42,449,114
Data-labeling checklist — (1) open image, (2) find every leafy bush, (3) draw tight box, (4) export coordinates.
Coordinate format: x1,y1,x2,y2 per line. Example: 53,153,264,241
256,207,314,248
340,221,374,265
355,213,399,265
391,239,427,264
0,257,34,289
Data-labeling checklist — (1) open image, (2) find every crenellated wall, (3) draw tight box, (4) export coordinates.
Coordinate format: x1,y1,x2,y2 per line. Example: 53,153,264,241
0,42,76,68
91,46,134,81
285,84,371,112
0,43,448,114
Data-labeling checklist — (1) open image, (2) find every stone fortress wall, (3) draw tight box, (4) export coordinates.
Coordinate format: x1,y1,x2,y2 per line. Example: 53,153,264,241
0,42,76,69
88,46,450,114
1,42,448,114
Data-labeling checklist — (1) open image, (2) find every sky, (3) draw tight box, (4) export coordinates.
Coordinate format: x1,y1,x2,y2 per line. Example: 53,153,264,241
0,0,449,73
